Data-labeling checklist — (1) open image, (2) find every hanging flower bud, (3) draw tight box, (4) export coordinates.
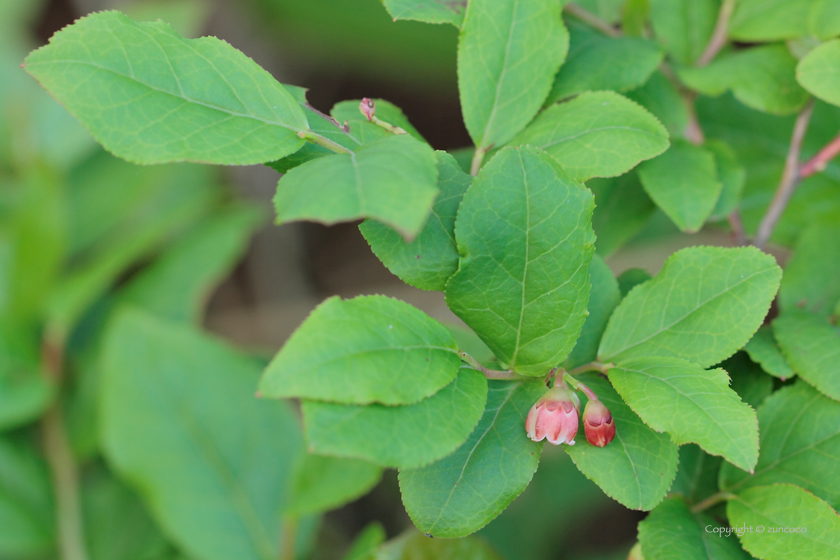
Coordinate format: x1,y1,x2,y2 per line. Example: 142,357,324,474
360,97,375,121
582,398,615,447
525,385,580,445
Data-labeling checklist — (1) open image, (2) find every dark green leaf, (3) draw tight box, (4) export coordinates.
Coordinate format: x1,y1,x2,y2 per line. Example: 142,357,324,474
744,326,795,380
343,523,386,560
589,173,656,257
670,444,722,505
778,219,840,317
0,329,55,431
617,268,652,297
566,256,621,368
649,0,718,65
724,352,775,409
625,71,689,139
774,312,840,401
707,139,747,221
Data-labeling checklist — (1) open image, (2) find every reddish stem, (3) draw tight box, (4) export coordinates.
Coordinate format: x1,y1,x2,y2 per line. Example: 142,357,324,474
800,131,840,178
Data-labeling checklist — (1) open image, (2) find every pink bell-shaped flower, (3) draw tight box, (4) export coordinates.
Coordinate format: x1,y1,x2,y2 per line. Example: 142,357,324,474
525,384,581,445
582,398,616,448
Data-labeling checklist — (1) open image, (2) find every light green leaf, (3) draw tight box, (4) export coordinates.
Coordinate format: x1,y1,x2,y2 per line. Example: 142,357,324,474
118,205,264,323
617,268,652,297
797,40,840,107
0,436,54,558
589,173,656,257
727,484,840,560
286,454,382,516
623,0,651,37
260,295,461,405
343,523,386,560
399,380,545,537
744,326,794,380
301,368,487,469
566,256,621,368
638,140,722,233
774,312,840,401
599,246,782,368
445,146,595,376
649,0,718,65
679,45,810,116
458,0,568,149
625,71,689,139
360,152,471,291
274,134,438,239
546,21,663,104
382,0,466,27
508,91,670,181
670,444,722,504
331,99,426,142
101,309,304,560
730,0,814,41
23,11,308,165
565,373,679,511
719,382,840,510
610,356,759,472
707,139,746,221
375,530,504,560
779,219,840,317
572,0,626,23
809,0,840,40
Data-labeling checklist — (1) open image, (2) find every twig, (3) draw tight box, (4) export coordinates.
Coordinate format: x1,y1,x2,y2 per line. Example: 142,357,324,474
683,91,706,145
297,131,352,154
280,516,297,560
458,351,525,380
562,373,599,401
697,0,736,67
754,101,814,249
727,210,746,246
800,131,840,178
567,361,613,376
563,3,620,38
690,491,737,514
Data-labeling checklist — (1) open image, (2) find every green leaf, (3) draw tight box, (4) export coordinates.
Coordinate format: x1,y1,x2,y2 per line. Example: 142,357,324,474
572,0,626,23
546,21,663,104
274,134,438,239
23,11,308,165
725,352,775,410
679,45,810,116
623,0,651,37
779,218,840,318
508,91,670,181
343,523,386,560
639,496,752,560
301,368,487,469
809,0,840,40
719,382,840,510
331,99,426,142
638,140,722,233
101,309,304,560
565,373,679,511
589,172,656,257
798,40,840,107
382,0,466,27
0,435,54,558
707,139,747,221
458,0,568,149
285,454,382,516
566,256,621,369
774,312,840,401
260,295,461,405
0,329,55,431
649,0,718,65
730,0,814,41
376,530,504,560
617,268,652,298
610,356,759,471
599,246,782,368
118,205,264,323
727,484,840,560
398,380,545,537
670,444,722,505
445,146,595,376
744,326,794,380
360,152,471,291
625,71,689,139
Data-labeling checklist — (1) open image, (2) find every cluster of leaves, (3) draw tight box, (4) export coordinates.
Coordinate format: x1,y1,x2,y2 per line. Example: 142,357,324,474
13,0,840,559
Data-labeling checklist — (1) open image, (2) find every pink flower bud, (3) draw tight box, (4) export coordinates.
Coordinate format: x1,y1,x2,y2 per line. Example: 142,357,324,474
360,98,375,121
582,399,615,447
525,385,580,445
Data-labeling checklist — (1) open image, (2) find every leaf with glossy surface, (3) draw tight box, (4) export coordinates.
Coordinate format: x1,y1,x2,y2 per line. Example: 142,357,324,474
744,326,794,380
547,22,663,103
610,356,759,471
599,246,782,367
458,0,568,149
0,436,53,558
719,382,840,510
730,0,814,41
286,454,382,516
23,11,308,165
360,152,471,291
774,312,840,401
779,219,840,317
399,380,545,537
649,0,718,65
508,91,669,181
797,40,840,107
728,484,840,560
638,140,722,233
101,309,304,560
589,173,656,257
566,256,621,368
382,0,466,27
445,146,595,376
260,295,460,405
274,135,438,239
565,374,679,511
301,368,487,469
